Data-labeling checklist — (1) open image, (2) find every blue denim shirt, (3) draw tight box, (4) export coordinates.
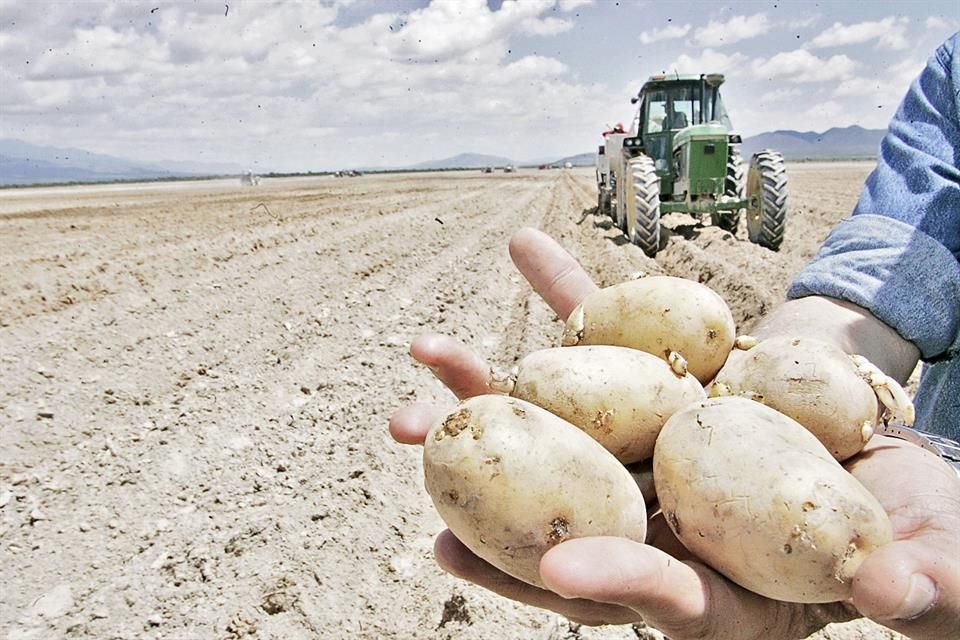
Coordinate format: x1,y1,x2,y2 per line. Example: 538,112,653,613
788,33,960,440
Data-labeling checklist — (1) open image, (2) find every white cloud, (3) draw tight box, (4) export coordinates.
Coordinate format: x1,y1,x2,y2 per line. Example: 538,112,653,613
751,49,859,83
0,0,608,169
1,1,954,170
757,87,803,104
801,99,853,131
810,17,909,51
639,24,691,45
521,15,574,37
389,0,564,61
833,77,884,98
694,13,770,47
831,55,924,116
923,15,960,38
558,0,593,11
501,55,568,79
786,15,820,29
668,49,748,74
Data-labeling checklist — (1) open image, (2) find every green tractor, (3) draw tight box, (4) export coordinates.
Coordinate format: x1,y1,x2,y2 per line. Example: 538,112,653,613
596,73,787,257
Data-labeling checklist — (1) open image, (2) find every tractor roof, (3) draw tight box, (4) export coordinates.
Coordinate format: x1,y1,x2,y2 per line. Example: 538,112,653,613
642,73,725,86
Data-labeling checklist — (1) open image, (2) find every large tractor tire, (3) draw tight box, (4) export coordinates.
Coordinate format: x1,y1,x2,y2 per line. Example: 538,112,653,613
745,149,787,251
716,146,745,232
625,154,661,257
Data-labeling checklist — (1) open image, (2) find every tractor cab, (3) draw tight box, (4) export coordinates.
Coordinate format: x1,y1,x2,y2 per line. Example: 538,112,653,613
630,73,733,175
596,71,787,258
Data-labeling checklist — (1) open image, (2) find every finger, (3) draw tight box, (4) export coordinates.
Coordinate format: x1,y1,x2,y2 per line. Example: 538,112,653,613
410,334,493,400
388,403,445,445
539,537,807,639
508,227,599,321
846,437,960,638
433,529,637,626
853,535,960,640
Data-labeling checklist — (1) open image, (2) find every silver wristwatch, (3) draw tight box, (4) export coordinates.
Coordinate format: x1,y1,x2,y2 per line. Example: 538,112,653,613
876,422,960,476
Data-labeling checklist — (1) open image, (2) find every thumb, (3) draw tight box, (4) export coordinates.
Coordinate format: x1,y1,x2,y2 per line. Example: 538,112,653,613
852,536,960,639
539,537,797,640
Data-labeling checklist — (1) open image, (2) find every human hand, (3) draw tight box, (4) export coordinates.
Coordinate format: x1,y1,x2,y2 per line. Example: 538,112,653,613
389,227,960,639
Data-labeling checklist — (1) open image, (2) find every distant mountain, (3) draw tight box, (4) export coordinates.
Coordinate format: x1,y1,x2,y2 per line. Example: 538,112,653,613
740,125,885,160
410,152,515,170
0,138,240,186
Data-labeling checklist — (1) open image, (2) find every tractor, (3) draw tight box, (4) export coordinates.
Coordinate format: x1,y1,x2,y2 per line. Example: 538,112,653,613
596,73,787,257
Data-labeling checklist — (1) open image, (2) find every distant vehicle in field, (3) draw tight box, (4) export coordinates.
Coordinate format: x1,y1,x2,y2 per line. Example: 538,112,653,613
482,166,493,173
240,169,261,186
563,162,573,169
334,170,363,178
596,73,788,257
503,165,516,173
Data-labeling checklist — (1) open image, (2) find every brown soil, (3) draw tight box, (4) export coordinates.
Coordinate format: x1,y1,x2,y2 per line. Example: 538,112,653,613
0,165,905,639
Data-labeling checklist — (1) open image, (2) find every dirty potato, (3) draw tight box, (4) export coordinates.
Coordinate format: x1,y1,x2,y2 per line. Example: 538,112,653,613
423,394,648,588
495,345,705,463
562,276,736,384
654,397,893,604
712,336,914,460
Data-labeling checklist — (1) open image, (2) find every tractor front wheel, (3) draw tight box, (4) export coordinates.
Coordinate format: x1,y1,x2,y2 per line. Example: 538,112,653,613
625,154,661,257
745,149,787,251
716,146,745,232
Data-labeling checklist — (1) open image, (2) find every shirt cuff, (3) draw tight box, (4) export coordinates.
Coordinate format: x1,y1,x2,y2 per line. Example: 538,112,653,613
787,214,960,361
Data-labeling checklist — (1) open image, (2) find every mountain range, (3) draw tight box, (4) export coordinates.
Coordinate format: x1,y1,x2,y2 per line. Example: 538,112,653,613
0,126,886,186
0,139,240,187
739,125,884,160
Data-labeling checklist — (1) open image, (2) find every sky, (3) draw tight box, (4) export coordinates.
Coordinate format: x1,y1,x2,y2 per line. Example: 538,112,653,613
1,0,958,173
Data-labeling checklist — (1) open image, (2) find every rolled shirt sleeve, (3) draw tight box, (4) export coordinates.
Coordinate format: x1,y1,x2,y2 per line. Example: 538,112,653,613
788,33,960,437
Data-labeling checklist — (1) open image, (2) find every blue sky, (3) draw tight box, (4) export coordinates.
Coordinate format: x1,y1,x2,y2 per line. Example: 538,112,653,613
1,0,957,172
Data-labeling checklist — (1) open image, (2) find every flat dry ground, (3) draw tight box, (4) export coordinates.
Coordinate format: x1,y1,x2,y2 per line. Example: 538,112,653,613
1,165,905,639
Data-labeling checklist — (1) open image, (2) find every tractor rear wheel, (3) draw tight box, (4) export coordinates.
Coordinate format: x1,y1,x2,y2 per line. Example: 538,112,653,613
716,146,744,232
745,149,787,250
625,154,661,257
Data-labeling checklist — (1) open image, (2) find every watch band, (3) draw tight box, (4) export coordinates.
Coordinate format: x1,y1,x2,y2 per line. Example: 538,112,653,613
876,422,960,476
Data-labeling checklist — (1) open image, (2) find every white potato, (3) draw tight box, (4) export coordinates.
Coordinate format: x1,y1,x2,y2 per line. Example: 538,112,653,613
712,336,911,460
423,395,648,588
562,276,736,384
654,397,892,603
505,346,705,463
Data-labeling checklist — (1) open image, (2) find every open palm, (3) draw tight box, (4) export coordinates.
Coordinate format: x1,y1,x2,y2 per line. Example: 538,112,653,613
389,228,960,640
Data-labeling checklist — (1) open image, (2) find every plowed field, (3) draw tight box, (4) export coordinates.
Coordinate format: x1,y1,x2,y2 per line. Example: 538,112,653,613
1,164,905,639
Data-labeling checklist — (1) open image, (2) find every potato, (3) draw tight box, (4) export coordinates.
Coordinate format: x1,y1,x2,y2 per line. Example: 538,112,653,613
562,276,736,384
654,397,892,603
500,346,705,463
712,336,913,460
423,394,648,588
